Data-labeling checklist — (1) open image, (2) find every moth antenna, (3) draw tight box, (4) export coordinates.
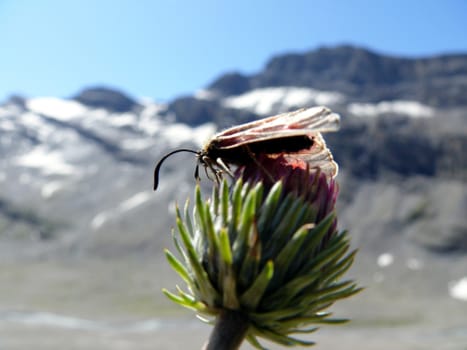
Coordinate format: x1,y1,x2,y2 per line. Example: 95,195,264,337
153,148,199,191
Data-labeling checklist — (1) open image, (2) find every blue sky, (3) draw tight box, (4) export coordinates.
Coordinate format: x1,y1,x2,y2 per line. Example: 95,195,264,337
1,0,466,102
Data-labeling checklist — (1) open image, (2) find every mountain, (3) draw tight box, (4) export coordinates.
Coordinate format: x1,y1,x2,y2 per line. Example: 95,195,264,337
209,45,467,107
0,45,466,294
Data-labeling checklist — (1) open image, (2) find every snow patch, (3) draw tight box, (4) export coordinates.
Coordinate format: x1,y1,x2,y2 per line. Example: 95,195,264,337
223,87,345,115
91,191,153,230
0,106,8,117
15,146,76,176
348,100,434,118
0,118,15,131
21,111,51,129
377,253,394,267
133,102,167,136
449,277,467,301
106,112,137,127
160,123,216,148
91,212,111,230
121,138,154,151
1,311,101,331
41,181,64,198
0,310,163,332
119,191,152,212
27,97,87,120
138,114,163,136
195,89,219,100
19,112,57,140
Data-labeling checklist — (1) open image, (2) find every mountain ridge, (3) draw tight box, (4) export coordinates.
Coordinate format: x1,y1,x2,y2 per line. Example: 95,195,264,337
208,45,467,107
0,44,465,260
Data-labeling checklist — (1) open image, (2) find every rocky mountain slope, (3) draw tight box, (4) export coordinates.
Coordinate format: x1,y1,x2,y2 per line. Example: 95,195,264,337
0,45,466,293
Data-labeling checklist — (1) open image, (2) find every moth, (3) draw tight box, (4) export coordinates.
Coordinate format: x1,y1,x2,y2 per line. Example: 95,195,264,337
153,106,340,190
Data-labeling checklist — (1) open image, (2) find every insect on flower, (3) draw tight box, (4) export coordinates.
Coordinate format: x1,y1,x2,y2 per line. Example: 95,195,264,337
153,106,340,190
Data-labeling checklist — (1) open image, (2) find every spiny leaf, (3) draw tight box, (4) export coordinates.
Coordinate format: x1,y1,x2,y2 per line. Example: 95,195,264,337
218,227,233,265
231,178,243,228
171,228,189,267
249,307,303,324
240,260,274,310
246,334,268,350
176,216,219,305
232,184,259,261
257,181,283,232
218,228,239,309
298,235,350,277
183,198,193,237
301,212,336,253
269,193,295,230
237,226,261,290
220,179,229,226
250,325,316,347
320,250,358,285
164,249,192,286
272,223,314,285
262,274,320,310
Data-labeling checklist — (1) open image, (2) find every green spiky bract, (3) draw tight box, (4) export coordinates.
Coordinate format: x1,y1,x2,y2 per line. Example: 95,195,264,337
163,178,360,349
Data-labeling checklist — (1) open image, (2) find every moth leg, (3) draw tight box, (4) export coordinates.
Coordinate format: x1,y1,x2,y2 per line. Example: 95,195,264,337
201,156,221,184
194,163,200,181
210,163,224,183
215,158,234,179
204,163,215,182
214,169,223,183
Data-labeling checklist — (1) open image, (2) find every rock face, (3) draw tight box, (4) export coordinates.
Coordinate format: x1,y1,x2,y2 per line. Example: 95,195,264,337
209,45,467,107
327,114,467,181
73,86,140,112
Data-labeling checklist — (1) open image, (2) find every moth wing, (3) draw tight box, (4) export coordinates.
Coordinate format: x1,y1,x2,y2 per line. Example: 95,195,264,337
213,107,340,149
284,132,339,179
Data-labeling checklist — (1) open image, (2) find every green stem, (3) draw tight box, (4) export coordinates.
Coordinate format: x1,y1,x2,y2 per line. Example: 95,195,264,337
203,310,249,350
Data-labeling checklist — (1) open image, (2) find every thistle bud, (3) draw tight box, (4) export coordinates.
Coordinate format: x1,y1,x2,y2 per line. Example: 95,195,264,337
164,154,360,349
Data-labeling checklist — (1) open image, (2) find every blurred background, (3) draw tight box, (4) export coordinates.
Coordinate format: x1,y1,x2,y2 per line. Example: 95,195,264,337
0,1,466,349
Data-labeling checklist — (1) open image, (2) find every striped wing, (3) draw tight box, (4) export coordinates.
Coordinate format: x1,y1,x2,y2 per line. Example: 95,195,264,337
212,106,340,149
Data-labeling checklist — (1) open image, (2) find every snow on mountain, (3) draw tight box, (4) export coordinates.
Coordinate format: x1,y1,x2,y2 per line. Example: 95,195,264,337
449,277,467,301
1,97,214,177
348,100,435,118
160,122,216,148
27,97,88,121
15,146,77,176
91,191,153,230
194,89,219,101
41,180,65,198
214,86,434,119
0,92,221,255
221,87,345,115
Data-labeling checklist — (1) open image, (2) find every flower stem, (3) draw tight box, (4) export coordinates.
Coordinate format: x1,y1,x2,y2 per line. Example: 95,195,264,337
202,310,249,350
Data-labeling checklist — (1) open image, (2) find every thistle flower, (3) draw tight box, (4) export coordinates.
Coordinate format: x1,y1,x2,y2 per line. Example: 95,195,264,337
163,154,360,349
